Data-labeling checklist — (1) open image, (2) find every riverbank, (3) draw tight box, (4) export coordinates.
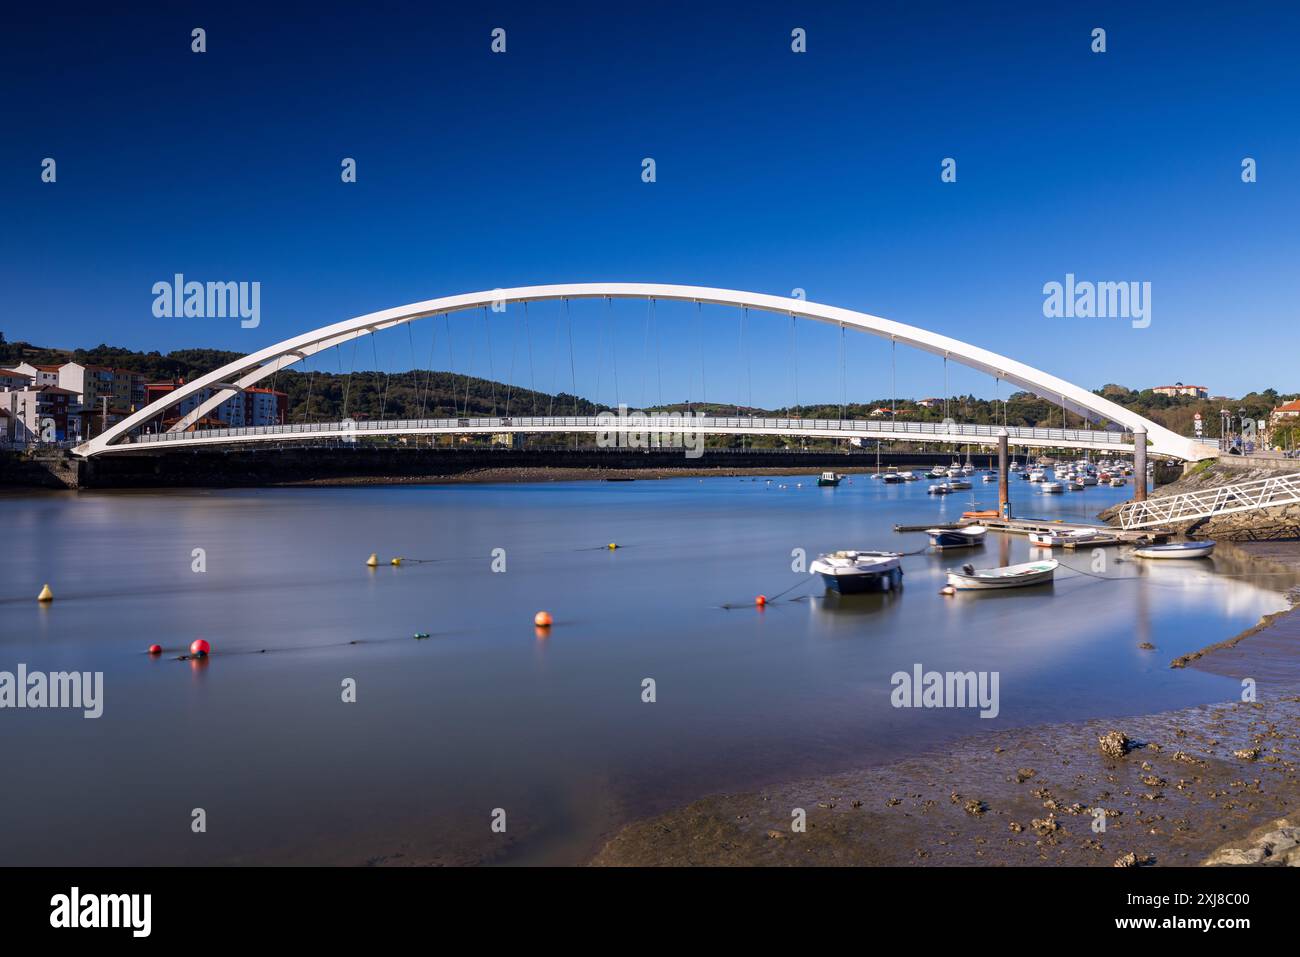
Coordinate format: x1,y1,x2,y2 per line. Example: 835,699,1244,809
590,545,1300,867
1,447,986,489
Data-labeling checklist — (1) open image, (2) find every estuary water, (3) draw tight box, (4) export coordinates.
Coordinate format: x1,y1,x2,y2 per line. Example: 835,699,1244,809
1,472,1293,865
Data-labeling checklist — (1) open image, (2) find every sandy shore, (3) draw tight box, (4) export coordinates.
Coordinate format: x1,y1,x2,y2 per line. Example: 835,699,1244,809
590,544,1300,867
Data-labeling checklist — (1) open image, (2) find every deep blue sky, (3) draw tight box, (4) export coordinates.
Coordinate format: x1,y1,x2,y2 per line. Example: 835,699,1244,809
2,1,1296,408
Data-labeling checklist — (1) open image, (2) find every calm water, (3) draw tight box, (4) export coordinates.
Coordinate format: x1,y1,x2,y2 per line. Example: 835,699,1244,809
1,471,1293,865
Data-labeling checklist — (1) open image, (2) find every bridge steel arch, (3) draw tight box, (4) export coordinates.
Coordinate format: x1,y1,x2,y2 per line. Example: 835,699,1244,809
75,283,1209,460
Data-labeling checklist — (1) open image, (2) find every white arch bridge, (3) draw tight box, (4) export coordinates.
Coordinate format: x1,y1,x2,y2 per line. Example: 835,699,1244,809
74,283,1217,461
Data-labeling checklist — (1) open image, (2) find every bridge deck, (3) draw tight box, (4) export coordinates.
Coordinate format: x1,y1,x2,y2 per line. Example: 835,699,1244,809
83,414,1139,457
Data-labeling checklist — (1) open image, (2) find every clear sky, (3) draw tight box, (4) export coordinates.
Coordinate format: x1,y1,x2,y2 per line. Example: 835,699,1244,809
2,1,1297,409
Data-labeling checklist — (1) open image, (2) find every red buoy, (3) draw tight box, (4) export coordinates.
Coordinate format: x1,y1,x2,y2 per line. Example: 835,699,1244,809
148,644,162,655
533,611,553,627
755,595,768,607
190,638,211,657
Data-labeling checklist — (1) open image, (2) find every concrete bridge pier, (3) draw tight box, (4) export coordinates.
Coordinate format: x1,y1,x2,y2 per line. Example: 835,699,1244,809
997,428,1010,519
1133,425,1148,503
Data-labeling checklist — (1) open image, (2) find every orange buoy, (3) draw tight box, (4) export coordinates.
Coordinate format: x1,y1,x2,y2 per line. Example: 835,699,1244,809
755,595,768,607
190,638,211,657
940,586,957,596
533,611,553,627
148,644,162,655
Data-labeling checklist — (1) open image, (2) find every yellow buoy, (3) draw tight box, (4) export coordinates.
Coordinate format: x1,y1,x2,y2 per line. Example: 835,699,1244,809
37,583,53,602
365,553,378,567
390,557,403,566
607,542,618,550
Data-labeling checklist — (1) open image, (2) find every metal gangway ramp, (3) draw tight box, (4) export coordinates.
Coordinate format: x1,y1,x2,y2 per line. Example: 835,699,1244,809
1116,471,1300,529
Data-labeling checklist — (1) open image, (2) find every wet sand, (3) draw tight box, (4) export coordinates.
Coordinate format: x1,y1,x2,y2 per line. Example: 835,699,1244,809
590,545,1300,867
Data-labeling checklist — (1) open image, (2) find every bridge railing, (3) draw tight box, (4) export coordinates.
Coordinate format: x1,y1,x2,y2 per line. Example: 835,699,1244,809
119,414,1132,448
1116,472,1300,529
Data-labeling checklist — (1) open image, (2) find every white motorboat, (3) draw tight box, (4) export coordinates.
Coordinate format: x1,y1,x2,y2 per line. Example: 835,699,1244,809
1068,479,1085,491
1081,474,1099,486
1131,541,1215,560
898,470,919,481
1109,477,1126,487
947,478,972,490
881,472,903,483
947,559,1059,591
927,482,953,495
1028,469,1046,482
925,467,947,479
982,473,997,482
1028,527,1098,547
810,550,904,593
1039,481,1064,494
928,525,988,549
817,471,843,487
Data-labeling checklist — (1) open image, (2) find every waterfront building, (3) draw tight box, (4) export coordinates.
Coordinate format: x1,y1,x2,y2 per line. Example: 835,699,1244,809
2,385,76,441
11,362,61,387
1152,382,1208,399
0,368,35,391
1270,399,1300,423
143,379,287,432
242,387,288,426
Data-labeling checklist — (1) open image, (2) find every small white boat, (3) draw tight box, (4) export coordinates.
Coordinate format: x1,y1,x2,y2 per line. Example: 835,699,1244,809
1132,541,1215,560
982,473,997,483
881,471,903,483
1081,475,1099,486
1028,527,1099,547
899,471,919,481
1109,477,1126,487
1028,469,1046,482
925,467,947,479
928,525,988,549
817,471,843,487
1039,481,1064,494
927,482,953,495
1068,479,1085,491
947,478,972,490
947,559,1059,591
810,550,904,592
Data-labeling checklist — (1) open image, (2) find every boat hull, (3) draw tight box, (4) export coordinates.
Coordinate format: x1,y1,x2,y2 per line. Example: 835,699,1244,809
947,561,1058,590
928,528,988,549
1132,542,1215,559
818,566,903,593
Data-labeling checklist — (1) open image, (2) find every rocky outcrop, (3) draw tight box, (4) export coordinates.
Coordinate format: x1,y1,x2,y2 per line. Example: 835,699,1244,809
1202,817,1300,866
